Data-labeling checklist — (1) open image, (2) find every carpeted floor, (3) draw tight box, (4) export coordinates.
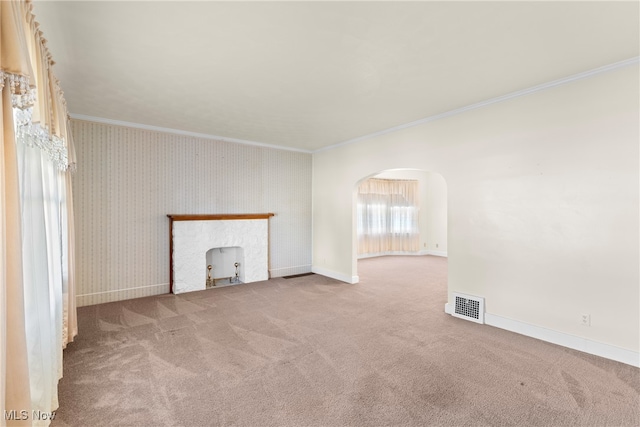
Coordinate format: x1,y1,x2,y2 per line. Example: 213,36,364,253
52,256,639,426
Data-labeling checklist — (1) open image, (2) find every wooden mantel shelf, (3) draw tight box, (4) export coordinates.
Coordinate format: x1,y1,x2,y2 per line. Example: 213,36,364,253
167,213,274,221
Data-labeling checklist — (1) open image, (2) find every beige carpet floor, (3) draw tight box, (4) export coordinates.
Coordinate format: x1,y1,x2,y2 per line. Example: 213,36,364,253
52,256,639,426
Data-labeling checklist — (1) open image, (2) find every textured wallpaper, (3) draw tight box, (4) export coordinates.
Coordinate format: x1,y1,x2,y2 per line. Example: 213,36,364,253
71,120,312,306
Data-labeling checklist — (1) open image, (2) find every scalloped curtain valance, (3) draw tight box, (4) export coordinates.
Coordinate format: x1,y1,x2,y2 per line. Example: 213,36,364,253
1,0,75,172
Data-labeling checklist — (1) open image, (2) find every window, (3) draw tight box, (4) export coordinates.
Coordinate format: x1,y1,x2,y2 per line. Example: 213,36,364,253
357,178,419,254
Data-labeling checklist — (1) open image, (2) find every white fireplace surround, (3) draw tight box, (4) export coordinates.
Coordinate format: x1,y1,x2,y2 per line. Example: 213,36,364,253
168,214,273,294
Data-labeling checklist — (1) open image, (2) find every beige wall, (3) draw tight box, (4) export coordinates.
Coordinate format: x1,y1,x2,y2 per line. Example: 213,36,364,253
312,65,639,355
71,120,312,306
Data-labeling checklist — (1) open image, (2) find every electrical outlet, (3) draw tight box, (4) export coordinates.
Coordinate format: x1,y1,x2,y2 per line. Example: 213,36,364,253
424,243,426,247
581,314,591,326
436,243,439,248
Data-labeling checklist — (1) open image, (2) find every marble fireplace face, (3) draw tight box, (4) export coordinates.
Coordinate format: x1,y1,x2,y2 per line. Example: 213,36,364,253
171,219,269,294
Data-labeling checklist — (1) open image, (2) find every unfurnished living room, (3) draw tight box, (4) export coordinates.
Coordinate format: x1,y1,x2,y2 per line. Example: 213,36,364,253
1,1,639,426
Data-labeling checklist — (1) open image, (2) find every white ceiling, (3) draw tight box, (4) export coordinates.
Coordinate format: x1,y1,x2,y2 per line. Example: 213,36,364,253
33,1,639,152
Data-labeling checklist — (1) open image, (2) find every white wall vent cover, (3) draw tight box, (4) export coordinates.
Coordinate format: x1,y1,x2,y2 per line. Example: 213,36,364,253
452,293,485,324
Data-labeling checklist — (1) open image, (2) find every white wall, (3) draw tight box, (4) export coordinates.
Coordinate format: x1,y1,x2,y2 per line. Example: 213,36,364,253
424,172,447,255
368,169,447,256
206,247,242,281
312,65,639,360
72,120,312,306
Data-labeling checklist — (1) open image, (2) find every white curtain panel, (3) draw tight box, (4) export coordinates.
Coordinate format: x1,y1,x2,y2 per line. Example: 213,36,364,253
17,141,63,422
42,158,64,384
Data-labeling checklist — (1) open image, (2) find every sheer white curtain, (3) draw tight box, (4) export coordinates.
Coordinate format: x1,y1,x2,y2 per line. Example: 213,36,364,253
16,140,64,419
357,178,420,255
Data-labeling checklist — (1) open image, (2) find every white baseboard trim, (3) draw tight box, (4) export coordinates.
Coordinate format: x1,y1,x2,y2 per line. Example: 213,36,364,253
445,302,453,315
269,264,312,278
358,250,447,259
77,283,169,307
358,252,415,259
444,303,639,368
311,266,359,284
425,250,448,257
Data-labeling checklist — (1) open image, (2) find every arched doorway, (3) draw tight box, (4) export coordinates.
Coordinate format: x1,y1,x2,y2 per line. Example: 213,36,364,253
352,168,448,283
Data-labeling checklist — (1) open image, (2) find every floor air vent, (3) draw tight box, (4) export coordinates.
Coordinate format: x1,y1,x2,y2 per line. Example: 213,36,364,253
452,293,485,324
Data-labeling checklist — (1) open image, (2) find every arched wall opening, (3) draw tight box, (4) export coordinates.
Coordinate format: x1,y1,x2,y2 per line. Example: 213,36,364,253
311,65,639,365
352,168,448,282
